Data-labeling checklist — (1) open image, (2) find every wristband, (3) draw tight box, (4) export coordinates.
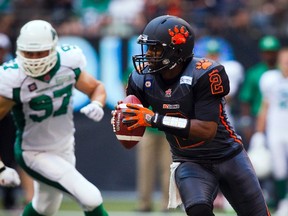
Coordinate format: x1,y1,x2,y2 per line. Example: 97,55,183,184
0,161,6,173
151,113,190,138
91,100,103,108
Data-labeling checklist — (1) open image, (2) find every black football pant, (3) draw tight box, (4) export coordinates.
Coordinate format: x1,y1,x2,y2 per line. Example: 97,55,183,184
175,149,271,216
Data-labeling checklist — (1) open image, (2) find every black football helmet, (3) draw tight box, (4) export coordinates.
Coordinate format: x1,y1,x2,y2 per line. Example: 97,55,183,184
132,15,195,75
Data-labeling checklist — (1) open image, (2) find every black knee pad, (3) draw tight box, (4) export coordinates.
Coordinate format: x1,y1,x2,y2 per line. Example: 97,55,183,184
186,204,215,216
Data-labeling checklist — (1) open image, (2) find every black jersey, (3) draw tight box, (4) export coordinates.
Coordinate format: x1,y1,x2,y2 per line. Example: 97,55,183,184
126,57,243,163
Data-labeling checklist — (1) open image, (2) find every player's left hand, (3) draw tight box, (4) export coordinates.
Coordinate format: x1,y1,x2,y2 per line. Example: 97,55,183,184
0,167,21,187
80,101,104,122
122,103,154,130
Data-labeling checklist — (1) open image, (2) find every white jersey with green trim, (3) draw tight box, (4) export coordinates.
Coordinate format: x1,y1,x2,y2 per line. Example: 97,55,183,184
0,44,86,152
260,69,288,134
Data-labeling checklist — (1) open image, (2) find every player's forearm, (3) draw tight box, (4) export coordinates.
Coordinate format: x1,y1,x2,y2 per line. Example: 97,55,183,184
0,96,15,120
90,82,106,107
151,114,191,138
151,114,217,140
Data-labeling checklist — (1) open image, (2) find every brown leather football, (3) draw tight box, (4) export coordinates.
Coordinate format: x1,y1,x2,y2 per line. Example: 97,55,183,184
112,95,146,149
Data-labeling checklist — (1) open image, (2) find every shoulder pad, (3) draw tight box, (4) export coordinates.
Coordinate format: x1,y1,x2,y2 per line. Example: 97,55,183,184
193,57,221,71
57,44,87,70
130,70,146,91
260,70,280,93
183,57,223,85
0,60,26,99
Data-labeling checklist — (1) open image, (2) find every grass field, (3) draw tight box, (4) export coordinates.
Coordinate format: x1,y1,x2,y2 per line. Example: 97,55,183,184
0,191,275,216
0,196,236,216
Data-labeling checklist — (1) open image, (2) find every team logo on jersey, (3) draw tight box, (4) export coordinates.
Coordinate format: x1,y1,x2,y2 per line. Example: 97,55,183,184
163,104,180,109
180,76,192,85
196,59,212,70
28,83,37,92
165,88,172,97
168,26,189,45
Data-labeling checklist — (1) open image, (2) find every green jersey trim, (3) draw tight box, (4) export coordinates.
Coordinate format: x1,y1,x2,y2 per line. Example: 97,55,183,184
12,88,25,131
35,52,61,83
14,139,70,194
73,68,81,81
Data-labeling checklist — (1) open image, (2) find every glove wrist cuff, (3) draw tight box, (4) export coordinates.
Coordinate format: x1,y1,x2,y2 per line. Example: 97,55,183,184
151,114,190,138
91,100,103,108
0,161,6,173
151,113,161,127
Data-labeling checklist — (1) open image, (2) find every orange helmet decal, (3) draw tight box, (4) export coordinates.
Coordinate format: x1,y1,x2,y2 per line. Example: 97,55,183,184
168,25,189,45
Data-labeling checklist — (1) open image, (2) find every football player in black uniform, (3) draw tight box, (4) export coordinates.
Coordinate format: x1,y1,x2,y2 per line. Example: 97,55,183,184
117,15,271,216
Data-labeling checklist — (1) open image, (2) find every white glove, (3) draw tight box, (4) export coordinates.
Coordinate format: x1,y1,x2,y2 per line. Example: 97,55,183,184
248,132,272,179
80,101,104,122
0,166,21,187
249,132,266,150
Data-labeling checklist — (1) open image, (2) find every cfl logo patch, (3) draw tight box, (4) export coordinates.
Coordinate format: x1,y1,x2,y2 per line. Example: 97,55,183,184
28,83,37,92
163,104,180,109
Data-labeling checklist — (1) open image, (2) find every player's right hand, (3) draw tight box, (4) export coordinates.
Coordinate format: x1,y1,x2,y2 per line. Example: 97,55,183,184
0,166,21,187
122,103,155,130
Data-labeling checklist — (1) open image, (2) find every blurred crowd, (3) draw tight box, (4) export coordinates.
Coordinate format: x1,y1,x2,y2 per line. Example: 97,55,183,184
0,0,287,71
1,0,288,213
0,0,288,41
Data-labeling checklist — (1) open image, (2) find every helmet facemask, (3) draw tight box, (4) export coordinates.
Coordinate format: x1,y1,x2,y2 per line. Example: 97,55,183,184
133,34,180,75
17,49,57,78
132,15,195,75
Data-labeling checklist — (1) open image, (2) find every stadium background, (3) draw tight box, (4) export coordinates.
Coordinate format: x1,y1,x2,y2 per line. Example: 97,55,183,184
1,0,288,215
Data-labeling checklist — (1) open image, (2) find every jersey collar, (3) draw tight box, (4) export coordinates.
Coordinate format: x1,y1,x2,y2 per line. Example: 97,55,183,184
35,52,60,83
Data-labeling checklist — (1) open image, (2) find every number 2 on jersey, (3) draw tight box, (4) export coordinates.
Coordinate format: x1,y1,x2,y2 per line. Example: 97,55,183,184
209,69,224,95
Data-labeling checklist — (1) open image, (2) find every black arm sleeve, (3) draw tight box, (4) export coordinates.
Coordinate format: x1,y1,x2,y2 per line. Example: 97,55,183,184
193,65,230,122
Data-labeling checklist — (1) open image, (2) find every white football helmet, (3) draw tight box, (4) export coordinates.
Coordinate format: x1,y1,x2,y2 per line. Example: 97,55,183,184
16,20,58,77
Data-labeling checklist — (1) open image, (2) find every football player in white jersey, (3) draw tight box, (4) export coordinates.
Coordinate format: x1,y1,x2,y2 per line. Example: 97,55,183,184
253,47,288,216
0,20,108,216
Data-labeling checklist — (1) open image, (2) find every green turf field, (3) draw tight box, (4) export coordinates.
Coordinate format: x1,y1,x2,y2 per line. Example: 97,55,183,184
0,196,235,216
0,192,275,216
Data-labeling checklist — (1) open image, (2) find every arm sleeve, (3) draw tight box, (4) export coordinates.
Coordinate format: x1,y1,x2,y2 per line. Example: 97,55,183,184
194,66,230,122
0,65,18,100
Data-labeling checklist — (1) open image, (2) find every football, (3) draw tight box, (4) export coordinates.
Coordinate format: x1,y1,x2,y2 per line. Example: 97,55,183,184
112,95,146,149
